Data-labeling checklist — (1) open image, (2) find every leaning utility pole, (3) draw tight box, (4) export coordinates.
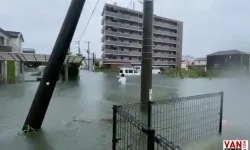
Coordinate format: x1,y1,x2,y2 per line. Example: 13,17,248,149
140,0,153,127
22,0,86,132
86,41,90,70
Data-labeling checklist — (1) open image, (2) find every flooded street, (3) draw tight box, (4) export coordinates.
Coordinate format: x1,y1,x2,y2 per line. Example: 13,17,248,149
0,70,249,150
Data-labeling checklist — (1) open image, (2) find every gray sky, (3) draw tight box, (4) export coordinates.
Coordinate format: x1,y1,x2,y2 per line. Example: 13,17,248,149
0,0,250,58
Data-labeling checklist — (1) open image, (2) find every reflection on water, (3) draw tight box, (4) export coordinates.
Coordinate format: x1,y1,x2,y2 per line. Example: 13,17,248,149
0,71,249,150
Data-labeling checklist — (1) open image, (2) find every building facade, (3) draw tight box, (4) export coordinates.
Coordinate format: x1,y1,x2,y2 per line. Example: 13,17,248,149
101,3,183,69
0,28,24,83
22,48,35,54
193,57,206,69
207,50,249,71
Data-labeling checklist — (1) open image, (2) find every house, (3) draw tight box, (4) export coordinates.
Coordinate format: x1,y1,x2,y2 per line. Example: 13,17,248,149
22,48,35,54
193,57,207,69
0,28,24,83
207,49,249,71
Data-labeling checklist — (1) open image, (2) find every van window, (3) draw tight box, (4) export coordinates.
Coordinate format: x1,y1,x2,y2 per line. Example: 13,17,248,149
129,70,133,73
125,70,128,73
134,70,138,73
120,70,123,73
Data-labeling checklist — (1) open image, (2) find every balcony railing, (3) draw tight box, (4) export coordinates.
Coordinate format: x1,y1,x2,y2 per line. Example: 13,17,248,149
0,45,13,52
103,41,177,51
154,22,178,30
104,21,178,37
105,30,142,39
105,11,143,23
103,59,176,65
105,11,178,30
104,49,176,58
105,21,142,31
153,37,177,44
105,41,142,48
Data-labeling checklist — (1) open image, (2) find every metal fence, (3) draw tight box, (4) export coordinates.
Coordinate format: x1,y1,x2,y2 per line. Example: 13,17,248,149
112,92,224,150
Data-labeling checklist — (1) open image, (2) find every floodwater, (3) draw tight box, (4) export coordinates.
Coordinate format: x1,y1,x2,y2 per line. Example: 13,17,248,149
0,71,249,150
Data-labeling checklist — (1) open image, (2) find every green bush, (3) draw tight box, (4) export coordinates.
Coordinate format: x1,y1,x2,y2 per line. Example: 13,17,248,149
7,61,16,83
162,69,217,78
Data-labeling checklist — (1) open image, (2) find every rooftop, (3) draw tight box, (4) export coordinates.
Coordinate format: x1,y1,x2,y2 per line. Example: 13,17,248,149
0,28,24,42
207,49,249,56
194,57,206,61
103,3,182,23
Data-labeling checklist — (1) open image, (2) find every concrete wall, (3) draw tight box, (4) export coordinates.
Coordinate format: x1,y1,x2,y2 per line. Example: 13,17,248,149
194,60,206,66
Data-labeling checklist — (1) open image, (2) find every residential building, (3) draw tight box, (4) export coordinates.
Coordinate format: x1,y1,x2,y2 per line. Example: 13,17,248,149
101,3,183,69
22,48,35,54
0,28,24,83
193,57,206,69
207,50,249,71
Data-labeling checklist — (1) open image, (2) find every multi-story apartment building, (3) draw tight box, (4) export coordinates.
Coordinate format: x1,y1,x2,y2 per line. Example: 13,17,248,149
101,3,183,69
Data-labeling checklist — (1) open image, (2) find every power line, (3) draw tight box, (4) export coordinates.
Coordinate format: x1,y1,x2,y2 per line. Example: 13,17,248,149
79,0,101,41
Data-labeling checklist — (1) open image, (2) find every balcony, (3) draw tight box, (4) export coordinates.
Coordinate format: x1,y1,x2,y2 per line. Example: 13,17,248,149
105,21,142,31
105,11,143,23
104,49,141,56
0,45,13,52
103,59,175,65
153,37,177,44
103,49,176,58
103,21,179,37
154,45,176,51
153,29,177,37
104,30,142,40
105,40,142,48
154,22,179,30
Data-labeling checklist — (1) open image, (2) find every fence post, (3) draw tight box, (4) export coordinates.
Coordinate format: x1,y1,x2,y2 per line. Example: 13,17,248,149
112,105,118,150
147,101,152,128
219,92,224,134
147,128,155,150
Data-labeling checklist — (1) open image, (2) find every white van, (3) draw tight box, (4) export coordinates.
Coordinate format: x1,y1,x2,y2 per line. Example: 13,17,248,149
119,67,141,76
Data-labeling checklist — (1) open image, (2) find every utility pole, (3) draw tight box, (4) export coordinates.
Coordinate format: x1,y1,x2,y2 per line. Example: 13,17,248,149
72,40,81,54
140,0,153,127
22,0,86,132
86,41,90,70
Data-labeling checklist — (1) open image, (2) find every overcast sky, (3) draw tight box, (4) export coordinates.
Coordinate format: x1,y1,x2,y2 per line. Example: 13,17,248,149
0,0,250,58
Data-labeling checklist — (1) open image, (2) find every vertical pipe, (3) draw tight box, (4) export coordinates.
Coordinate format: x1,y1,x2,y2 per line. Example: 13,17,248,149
140,0,153,125
22,0,86,132
147,101,152,128
147,129,155,150
219,91,224,134
112,105,117,150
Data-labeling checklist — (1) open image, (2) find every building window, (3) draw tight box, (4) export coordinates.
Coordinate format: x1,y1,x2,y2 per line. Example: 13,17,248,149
121,57,123,59
129,57,131,60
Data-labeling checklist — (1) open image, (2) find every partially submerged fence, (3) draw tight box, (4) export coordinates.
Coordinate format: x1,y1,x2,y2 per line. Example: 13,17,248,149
112,92,224,150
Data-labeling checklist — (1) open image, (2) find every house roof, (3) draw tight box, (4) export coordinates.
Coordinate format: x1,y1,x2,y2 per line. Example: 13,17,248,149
0,28,10,37
5,30,24,42
0,28,24,42
194,57,206,61
0,52,85,64
207,49,248,56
